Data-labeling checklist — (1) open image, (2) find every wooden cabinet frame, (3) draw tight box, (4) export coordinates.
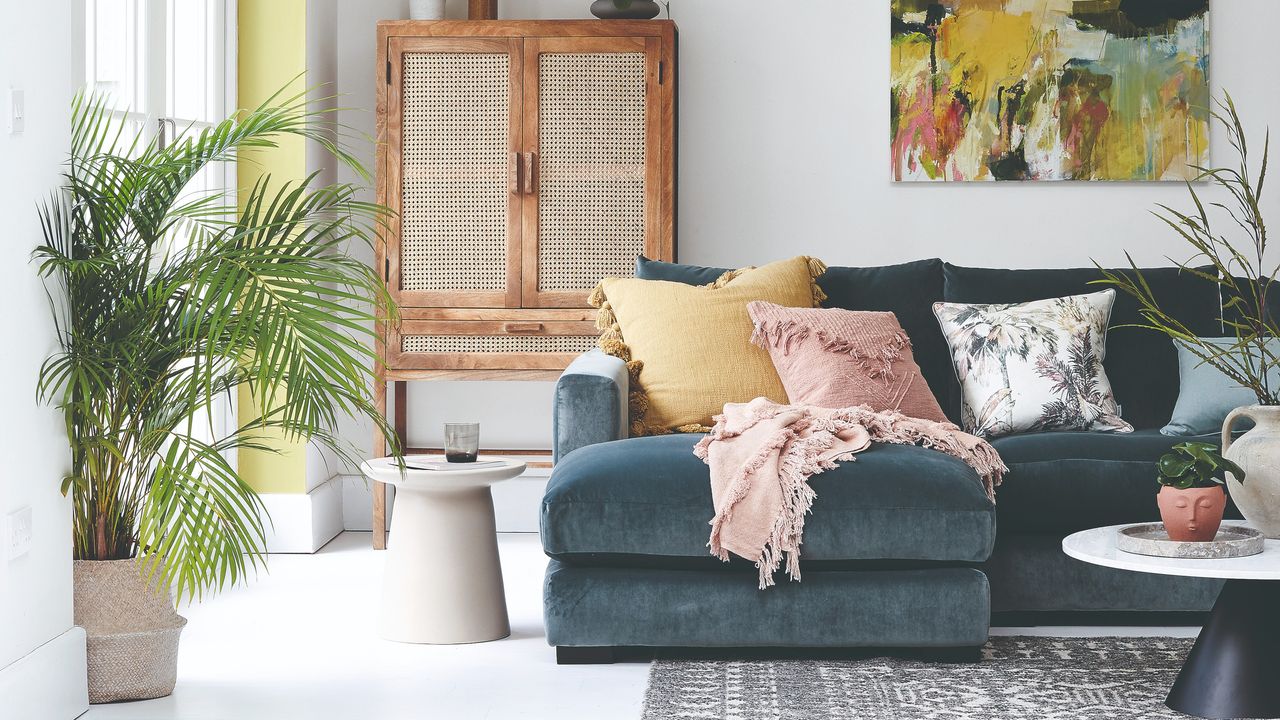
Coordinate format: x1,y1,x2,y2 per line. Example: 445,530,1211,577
371,20,677,548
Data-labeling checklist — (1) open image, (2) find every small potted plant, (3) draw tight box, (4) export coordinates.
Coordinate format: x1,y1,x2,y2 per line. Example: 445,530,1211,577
1155,442,1244,541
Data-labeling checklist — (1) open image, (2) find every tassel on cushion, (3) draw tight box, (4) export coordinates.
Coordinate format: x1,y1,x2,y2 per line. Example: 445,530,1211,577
819,328,912,381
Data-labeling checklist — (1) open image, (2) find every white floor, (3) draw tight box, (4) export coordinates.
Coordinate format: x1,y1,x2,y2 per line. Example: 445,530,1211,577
82,532,1198,720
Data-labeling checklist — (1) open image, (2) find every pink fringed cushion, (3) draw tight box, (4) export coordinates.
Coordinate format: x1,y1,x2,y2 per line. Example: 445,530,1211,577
747,301,948,422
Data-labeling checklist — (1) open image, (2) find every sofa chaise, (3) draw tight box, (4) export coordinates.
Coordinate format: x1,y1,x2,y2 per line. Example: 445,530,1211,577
540,258,1236,663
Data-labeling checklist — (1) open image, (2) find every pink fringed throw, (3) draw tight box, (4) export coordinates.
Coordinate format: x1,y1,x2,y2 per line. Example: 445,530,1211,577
693,397,1006,589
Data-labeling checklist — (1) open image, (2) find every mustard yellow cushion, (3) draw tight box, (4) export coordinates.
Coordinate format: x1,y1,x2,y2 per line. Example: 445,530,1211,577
590,256,827,436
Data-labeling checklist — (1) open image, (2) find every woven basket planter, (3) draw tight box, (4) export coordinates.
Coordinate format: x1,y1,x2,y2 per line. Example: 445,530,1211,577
74,559,187,704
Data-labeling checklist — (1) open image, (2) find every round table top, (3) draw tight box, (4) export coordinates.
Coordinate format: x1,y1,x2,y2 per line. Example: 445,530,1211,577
1062,522,1280,580
359,456,526,490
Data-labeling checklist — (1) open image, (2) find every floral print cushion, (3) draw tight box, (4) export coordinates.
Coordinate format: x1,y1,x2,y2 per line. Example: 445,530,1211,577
933,290,1133,438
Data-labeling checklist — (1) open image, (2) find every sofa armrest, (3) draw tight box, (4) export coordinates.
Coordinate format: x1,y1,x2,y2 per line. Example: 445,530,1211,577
553,350,629,462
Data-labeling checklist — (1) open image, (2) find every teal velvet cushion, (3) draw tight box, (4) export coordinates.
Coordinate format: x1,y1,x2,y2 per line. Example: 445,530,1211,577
1224,277,1280,327
542,433,995,566
989,429,1241,534
635,256,954,419
635,255,730,285
544,561,991,648
943,264,1222,430
1162,338,1279,436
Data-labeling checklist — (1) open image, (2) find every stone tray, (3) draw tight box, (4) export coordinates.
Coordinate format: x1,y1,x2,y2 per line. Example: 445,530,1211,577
1116,523,1264,559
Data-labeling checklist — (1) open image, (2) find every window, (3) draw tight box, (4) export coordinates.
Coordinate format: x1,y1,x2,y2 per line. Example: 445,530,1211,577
86,0,236,193
85,0,239,448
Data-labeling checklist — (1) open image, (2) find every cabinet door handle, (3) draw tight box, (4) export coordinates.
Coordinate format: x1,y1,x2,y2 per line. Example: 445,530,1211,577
510,152,521,194
522,152,537,194
504,322,544,334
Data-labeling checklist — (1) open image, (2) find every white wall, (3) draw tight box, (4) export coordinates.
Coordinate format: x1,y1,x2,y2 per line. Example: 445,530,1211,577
0,1,89,717
333,0,1280,514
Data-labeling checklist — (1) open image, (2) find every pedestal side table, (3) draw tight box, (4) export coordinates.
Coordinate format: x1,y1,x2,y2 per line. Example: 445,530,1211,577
1063,522,1280,719
360,457,526,644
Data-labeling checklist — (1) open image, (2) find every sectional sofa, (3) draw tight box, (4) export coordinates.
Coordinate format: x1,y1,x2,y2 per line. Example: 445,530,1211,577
540,258,1237,663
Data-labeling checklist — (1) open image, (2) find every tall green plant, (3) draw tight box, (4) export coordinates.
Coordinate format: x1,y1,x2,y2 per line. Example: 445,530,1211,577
1098,93,1275,403
35,88,400,602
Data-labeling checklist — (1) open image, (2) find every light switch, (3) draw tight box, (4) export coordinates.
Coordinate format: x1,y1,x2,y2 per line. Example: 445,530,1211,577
8,88,25,134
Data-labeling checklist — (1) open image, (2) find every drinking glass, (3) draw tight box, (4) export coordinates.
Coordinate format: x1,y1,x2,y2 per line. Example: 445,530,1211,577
444,423,480,463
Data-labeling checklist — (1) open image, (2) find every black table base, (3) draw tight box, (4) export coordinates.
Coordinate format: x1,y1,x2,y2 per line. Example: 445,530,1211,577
1166,579,1280,719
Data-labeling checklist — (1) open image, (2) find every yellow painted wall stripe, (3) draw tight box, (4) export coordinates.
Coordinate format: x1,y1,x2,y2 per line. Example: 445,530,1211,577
236,0,308,494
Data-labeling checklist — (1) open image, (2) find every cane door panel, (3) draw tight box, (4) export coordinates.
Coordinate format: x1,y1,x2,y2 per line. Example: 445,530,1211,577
520,36,663,308
387,37,523,309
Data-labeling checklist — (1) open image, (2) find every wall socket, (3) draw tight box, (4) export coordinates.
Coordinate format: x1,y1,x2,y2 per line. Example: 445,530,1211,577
5,506,33,560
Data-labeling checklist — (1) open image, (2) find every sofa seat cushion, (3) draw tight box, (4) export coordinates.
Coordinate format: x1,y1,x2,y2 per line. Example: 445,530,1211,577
990,429,1241,534
541,434,996,566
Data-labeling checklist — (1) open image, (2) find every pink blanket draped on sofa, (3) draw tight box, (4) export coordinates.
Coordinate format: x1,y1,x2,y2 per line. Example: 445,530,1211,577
693,397,1007,589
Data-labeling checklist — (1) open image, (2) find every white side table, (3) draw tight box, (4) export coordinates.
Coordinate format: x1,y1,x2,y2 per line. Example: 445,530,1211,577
360,456,526,644
1064,522,1280,719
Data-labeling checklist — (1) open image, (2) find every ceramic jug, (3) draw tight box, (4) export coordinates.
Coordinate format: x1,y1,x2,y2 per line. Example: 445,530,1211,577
1222,404,1280,538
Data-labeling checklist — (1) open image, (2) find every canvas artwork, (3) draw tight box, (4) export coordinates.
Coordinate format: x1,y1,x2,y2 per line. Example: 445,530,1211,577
891,0,1210,182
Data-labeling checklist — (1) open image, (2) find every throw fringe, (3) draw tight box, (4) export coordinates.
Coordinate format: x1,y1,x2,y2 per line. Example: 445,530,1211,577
698,400,1007,589
833,406,1005,501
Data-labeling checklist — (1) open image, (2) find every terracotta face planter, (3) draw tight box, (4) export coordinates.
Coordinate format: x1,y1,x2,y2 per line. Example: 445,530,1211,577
1157,485,1226,542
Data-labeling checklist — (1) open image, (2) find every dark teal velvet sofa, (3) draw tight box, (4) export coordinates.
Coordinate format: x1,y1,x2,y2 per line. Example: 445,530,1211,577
541,258,1235,663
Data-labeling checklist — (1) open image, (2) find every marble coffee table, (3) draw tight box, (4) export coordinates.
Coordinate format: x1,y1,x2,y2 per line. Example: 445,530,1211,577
360,456,526,644
1063,522,1280,719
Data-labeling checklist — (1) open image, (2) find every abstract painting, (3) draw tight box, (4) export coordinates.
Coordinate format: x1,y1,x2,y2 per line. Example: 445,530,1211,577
891,0,1210,182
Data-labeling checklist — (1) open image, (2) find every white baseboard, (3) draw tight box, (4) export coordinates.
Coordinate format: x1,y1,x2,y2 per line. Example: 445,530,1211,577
0,627,88,720
341,473,388,533
342,471,548,533
259,477,344,554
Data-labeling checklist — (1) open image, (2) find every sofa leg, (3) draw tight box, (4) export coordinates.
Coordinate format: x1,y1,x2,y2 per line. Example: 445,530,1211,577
556,646,616,665
920,646,984,664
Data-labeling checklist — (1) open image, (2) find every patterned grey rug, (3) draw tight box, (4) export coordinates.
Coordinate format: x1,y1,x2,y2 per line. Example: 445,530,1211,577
642,637,1194,720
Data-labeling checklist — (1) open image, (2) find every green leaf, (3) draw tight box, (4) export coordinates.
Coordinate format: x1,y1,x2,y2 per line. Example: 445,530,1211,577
1157,454,1194,479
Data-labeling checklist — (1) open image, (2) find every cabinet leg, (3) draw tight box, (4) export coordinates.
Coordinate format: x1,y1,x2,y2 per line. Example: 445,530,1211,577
372,481,387,550
371,369,390,550
373,381,408,551
394,381,408,451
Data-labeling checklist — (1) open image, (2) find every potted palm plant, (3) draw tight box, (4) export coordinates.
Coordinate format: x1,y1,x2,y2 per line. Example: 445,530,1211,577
1098,93,1279,537
34,90,399,703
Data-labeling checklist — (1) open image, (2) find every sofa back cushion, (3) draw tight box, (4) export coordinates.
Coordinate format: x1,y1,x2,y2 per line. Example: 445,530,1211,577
942,264,1222,430
637,257,952,415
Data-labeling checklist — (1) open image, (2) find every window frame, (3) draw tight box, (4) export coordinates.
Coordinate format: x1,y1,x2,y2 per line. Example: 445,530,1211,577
85,0,241,457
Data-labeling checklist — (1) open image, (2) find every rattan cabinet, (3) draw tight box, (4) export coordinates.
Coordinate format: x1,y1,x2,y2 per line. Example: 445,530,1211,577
375,20,677,377
371,20,677,547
